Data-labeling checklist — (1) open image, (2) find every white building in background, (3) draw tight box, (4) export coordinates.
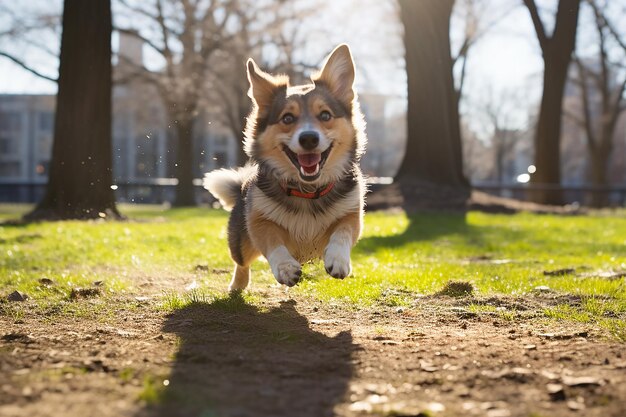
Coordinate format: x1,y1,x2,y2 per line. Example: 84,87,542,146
109,31,239,203
359,93,406,178
0,88,238,203
0,95,54,201
0,33,239,203
0,33,405,203
0,95,54,180
0,92,403,204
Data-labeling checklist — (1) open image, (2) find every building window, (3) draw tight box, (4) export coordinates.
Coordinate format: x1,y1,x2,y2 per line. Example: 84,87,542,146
0,137,14,154
0,112,21,132
0,161,20,177
38,134,53,157
38,112,54,132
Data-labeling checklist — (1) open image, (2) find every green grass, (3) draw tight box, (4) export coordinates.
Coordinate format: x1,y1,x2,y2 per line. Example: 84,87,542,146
300,211,626,305
1,204,625,339
0,204,235,303
138,374,169,404
0,203,31,221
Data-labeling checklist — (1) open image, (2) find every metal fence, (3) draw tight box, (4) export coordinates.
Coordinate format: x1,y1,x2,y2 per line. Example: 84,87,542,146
1,179,625,207
0,179,211,205
472,182,626,207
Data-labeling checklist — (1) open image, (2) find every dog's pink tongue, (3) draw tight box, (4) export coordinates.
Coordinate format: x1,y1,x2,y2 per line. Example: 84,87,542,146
297,153,321,169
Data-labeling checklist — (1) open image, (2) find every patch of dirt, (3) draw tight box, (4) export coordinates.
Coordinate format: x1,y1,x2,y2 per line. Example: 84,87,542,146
1,288,625,417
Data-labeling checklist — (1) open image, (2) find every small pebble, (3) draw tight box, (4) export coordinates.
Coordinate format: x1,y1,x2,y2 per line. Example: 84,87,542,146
7,291,28,302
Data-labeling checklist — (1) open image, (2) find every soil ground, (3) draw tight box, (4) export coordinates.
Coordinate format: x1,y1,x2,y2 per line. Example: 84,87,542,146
2,282,625,417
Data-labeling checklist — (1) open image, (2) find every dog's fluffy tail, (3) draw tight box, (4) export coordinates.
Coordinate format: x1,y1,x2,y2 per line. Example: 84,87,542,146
203,165,256,211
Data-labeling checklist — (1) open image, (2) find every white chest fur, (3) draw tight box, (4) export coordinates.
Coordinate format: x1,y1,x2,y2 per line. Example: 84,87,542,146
249,185,362,243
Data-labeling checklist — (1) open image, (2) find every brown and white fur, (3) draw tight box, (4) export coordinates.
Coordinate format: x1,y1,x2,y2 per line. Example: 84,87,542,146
204,44,367,291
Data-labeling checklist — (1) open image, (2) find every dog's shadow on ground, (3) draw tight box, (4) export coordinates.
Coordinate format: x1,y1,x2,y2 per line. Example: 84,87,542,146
141,294,355,417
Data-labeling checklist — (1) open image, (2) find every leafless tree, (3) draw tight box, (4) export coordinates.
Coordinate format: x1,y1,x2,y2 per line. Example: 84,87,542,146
396,0,470,211
523,0,582,205
451,0,517,104
24,0,120,220
463,85,529,185
473,90,522,184
114,0,245,206
1,0,121,220
0,1,60,82
206,1,320,165
115,0,321,206
461,122,492,183
566,0,626,207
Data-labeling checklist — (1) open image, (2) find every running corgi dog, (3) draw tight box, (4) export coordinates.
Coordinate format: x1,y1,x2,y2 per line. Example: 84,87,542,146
204,44,367,291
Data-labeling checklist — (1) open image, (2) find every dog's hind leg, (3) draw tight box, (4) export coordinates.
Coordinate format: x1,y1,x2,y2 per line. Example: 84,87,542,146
227,199,260,291
230,264,250,292
228,235,260,291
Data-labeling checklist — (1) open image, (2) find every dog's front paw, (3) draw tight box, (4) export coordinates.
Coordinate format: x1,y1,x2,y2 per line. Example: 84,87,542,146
274,259,302,287
324,244,352,279
268,246,302,287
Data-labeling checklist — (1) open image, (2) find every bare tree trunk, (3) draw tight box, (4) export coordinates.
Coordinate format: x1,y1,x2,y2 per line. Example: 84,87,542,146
570,0,626,208
531,57,571,205
25,0,120,221
395,0,469,211
173,119,196,207
524,0,581,205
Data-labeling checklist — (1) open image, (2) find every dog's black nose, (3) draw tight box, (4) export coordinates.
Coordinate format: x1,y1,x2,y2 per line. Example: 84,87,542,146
299,131,319,150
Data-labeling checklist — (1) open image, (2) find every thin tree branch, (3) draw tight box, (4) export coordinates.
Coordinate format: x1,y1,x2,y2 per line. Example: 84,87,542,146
116,27,165,55
114,55,160,85
587,0,626,53
155,0,176,80
0,50,57,82
453,1,517,63
452,38,471,66
607,76,626,136
456,55,468,105
116,0,159,21
18,36,59,58
522,0,548,50
589,0,610,109
583,0,626,150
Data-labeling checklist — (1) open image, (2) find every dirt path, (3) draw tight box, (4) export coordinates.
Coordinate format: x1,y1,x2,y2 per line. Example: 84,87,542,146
1,289,625,417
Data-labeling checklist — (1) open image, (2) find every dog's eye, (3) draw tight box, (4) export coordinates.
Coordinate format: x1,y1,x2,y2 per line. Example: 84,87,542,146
319,111,332,122
281,113,296,125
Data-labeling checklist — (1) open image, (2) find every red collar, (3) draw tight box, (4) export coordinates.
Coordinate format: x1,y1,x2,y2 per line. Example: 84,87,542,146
281,182,335,199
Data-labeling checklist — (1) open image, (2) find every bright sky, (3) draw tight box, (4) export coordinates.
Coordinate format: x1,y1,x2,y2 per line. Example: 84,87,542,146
0,0,585,130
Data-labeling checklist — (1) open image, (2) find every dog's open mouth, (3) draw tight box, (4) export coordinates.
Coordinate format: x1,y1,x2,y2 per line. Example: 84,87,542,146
283,145,332,181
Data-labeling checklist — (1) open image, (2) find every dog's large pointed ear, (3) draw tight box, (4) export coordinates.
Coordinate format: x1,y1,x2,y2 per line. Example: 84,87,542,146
246,59,285,112
312,44,356,106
